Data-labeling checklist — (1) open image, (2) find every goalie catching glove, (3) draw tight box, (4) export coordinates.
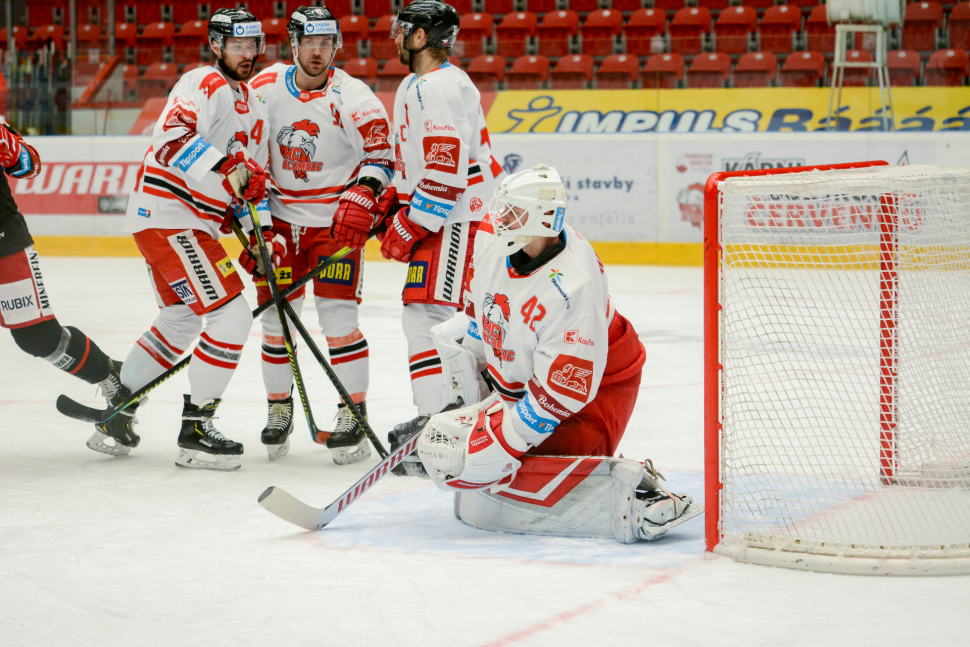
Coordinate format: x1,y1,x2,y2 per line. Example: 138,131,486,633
417,393,530,492
215,150,268,205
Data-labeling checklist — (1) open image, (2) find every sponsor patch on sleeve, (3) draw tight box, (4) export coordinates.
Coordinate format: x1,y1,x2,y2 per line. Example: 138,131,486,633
547,354,595,403
422,136,460,174
358,119,391,153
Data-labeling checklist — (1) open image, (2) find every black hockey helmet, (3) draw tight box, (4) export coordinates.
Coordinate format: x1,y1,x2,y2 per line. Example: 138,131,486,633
287,6,343,50
208,7,266,54
391,0,460,50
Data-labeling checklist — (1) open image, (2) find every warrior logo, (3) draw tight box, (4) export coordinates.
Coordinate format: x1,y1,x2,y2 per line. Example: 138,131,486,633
277,119,324,181
227,130,249,157
481,293,515,365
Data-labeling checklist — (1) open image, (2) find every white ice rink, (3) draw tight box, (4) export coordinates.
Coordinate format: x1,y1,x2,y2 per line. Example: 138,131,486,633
1,257,968,646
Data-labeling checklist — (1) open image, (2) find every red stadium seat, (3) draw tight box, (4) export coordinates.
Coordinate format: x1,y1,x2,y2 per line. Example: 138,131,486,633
182,61,210,73
697,0,731,11
550,53,594,88
568,0,601,13
925,48,970,86
950,2,970,50
0,26,28,52
887,49,921,86
686,51,730,87
115,22,138,48
780,50,826,87
139,62,179,99
759,5,800,55
343,58,379,87
525,0,559,13
538,10,580,57
654,0,686,11
75,23,102,53
595,53,639,88
902,1,943,52
641,52,684,88
786,0,819,7
669,7,711,56
29,25,65,51
838,49,872,86
484,0,516,16
506,54,550,89
370,14,398,62
363,0,394,18
624,9,666,57
713,5,756,54
581,10,623,57
446,0,475,13
118,63,140,99
25,1,64,28
137,22,175,66
261,17,289,62
338,15,369,61
456,13,494,59
496,12,538,58
742,0,776,8
611,0,648,12
466,54,506,92
377,57,410,92
733,51,777,87
173,20,208,64
805,5,834,53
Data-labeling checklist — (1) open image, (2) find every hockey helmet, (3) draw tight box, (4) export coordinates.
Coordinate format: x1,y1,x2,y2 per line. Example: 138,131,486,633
208,7,266,55
489,164,568,257
287,6,343,51
391,0,460,51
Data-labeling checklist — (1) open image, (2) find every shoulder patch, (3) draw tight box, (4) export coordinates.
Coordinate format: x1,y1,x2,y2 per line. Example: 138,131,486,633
199,72,227,98
251,72,277,89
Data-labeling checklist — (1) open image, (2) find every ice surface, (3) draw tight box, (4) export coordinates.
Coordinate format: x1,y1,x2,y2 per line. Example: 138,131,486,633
1,258,967,646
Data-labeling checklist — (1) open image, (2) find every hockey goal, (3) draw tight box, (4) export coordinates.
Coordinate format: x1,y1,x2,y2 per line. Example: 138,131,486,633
704,162,970,575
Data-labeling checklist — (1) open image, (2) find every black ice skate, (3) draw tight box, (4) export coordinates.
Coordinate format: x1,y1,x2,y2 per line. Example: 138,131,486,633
634,459,704,539
388,414,431,478
325,402,371,465
261,396,294,461
87,362,141,456
176,395,243,471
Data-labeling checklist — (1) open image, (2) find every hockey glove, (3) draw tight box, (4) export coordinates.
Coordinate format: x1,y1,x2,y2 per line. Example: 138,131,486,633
238,229,286,277
0,119,40,180
371,185,399,240
380,208,429,263
216,151,268,204
331,184,378,250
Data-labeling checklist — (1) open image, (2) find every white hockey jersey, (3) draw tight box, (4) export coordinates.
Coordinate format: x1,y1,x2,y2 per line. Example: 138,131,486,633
251,64,395,227
125,64,270,238
392,62,504,232
462,218,615,446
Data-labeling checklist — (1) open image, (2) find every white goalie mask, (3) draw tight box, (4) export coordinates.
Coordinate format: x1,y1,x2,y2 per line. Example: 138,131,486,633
489,164,568,257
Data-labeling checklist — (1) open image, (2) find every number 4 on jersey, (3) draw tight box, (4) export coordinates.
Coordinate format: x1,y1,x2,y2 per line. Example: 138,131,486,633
521,296,546,332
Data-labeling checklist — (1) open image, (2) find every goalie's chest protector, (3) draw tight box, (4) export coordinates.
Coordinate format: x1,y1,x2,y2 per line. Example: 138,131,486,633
468,222,612,404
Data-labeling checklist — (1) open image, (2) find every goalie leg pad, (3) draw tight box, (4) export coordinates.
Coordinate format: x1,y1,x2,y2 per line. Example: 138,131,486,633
453,456,703,543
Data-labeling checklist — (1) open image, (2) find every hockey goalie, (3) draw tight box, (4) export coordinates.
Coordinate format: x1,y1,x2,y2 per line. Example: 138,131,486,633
390,165,703,542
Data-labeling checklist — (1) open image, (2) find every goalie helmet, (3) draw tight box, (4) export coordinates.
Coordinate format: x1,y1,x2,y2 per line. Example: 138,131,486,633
208,7,266,54
489,164,568,257
391,0,460,51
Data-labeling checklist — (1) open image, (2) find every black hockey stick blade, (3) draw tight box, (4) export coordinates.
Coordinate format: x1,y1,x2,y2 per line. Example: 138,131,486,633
258,427,423,531
56,395,109,423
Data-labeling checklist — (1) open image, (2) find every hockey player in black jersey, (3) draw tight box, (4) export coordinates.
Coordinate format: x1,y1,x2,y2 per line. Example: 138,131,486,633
0,117,132,455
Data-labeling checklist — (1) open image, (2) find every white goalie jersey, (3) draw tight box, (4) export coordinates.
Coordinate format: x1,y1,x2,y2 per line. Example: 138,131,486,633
461,218,614,447
392,62,504,232
125,64,270,238
251,64,395,227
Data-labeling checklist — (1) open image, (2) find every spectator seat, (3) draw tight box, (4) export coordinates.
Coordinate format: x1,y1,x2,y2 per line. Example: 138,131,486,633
780,50,826,87
496,12,538,58
550,53,594,88
902,1,943,52
669,7,711,56
456,12,494,59
641,52,684,88
595,53,639,88
686,51,731,88
733,51,777,88
924,48,970,86
466,54,507,92
759,5,801,55
624,8,666,57
538,10,580,58
886,49,921,86
581,10,623,57
713,5,757,55
506,54,550,89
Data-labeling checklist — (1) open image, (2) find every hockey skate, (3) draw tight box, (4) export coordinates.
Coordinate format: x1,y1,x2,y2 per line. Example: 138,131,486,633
326,402,371,465
634,460,704,540
261,396,294,461
176,395,243,471
388,414,431,478
87,361,141,456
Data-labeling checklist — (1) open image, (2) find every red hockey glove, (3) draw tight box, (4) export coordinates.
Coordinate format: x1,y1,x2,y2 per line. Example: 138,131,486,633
238,230,286,277
372,185,399,240
0,121,40,180
216,151,267,204
380,208,429,263
331,184,377,250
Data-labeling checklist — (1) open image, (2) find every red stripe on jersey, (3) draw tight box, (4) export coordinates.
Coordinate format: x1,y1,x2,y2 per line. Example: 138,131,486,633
251,72,277,89
331,349,369,365
200,332,244,351
411,367,442,380
409,349,438,363
138,338,175,369
193,347,237,370
487,364,524,390
489,156,503,178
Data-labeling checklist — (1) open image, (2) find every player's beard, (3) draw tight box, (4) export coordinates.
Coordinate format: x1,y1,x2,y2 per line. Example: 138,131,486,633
218,55,256,81
299,52,328,79
397,41,410,66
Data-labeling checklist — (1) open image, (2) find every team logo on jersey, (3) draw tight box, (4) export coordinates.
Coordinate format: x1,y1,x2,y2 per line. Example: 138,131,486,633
277,119,324,181
358,119,391,153
227,130,249,156
548,354,594,403
470,197,483,212
423,136,459,174
482,293,515,365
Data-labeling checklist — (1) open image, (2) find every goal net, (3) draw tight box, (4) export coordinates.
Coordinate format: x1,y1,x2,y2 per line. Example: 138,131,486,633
705,163,970,575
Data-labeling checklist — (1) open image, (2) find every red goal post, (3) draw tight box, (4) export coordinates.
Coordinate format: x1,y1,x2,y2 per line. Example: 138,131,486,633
703,161,970,575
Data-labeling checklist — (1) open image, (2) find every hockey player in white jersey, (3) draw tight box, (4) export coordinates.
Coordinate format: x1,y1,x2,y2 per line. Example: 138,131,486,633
248,6,395,464
358,0,504,419
399,165,703,542
102,8,284,471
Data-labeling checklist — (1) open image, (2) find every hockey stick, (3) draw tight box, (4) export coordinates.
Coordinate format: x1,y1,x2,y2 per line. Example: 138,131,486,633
55,239,358,424
229,219,328,444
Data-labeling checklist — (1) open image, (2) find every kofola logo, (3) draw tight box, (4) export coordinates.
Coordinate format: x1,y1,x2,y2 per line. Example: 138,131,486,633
723,153,805,172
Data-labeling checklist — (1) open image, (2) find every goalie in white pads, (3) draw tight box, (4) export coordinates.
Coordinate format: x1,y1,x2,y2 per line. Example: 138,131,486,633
406,164,702,542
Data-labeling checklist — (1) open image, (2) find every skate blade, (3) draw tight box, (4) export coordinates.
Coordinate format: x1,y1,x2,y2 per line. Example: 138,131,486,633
175,448,241,472
266,437,290,462
640,503,705,539
331,442,371,465
86,431,131,456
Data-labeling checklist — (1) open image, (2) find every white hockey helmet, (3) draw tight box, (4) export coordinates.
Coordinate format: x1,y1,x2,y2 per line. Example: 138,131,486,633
489,164,568,257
